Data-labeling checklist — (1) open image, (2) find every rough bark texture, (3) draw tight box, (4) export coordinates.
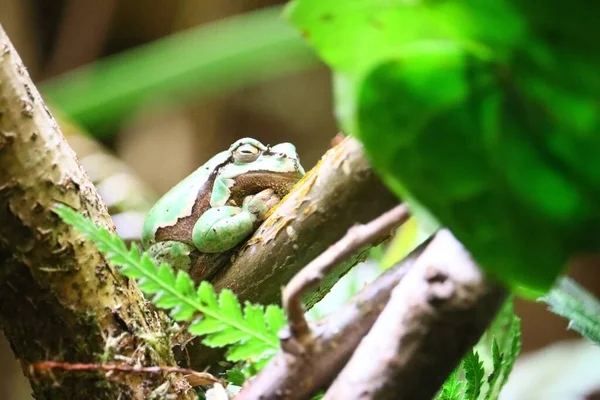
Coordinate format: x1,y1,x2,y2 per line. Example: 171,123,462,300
0,26,194,400
323,230,508,400
237,240,429,400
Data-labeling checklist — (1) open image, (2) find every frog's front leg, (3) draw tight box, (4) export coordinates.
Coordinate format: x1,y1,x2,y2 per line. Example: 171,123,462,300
192,189,281,253
147,241,196,272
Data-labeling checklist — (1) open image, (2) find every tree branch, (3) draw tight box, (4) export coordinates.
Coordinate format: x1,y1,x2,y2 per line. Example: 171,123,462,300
323,229,508,400
283,203,410,340
0,26,194,399
212,136,398,307
237,239,430,400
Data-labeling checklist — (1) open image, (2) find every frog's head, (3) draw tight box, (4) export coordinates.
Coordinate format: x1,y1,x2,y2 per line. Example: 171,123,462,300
213,138,305,206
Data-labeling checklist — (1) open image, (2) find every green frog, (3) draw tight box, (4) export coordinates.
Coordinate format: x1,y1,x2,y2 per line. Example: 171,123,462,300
141,138,305,282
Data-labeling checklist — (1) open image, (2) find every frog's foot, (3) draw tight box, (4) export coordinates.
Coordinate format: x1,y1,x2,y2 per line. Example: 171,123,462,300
192,206,256,253
242,188,281,220
146,241,196,272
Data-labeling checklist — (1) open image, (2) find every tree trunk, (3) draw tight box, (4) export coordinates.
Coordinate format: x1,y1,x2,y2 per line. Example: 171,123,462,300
0,25,194,400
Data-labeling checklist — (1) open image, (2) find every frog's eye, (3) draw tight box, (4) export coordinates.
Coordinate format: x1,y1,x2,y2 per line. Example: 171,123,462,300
233,144,260,163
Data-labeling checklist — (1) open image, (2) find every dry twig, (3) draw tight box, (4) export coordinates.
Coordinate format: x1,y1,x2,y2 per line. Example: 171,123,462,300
237,239,430,400
29,361,219,387
283,204,410,341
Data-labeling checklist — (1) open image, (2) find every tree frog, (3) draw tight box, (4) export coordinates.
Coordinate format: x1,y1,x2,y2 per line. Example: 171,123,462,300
141,138,305,282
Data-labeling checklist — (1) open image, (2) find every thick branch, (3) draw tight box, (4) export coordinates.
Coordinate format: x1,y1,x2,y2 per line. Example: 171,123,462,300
237,239,429,400
323,230,508,400
0,26,193,399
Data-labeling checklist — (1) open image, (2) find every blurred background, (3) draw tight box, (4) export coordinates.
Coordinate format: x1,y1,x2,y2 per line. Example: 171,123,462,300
1,1,599,399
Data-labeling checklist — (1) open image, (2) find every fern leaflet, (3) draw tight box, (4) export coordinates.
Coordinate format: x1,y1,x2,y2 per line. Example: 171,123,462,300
54,204,284,364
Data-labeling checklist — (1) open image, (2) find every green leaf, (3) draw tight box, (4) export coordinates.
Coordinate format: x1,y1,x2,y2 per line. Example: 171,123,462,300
540,276,600,345
265,305,286,336
287,0,600,295
152,290,181,309
189,317,224,336
311,392,325,400
226,369,246,386
219,290,244,322
137,277,163,294
175,270,196,297
197,281,219,309
170,303,196,322
244,303,268,335
203,327,250,347
42,6,317,133
246,354,275,373
463,350,484,399
436,368,464,400
227,338,273,362
54,204,283,370
437,297,521,400
484,303,521,400
157,263,176,286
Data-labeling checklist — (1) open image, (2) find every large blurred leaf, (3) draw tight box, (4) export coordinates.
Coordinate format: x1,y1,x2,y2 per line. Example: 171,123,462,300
287,0,600,294
42,6,318,134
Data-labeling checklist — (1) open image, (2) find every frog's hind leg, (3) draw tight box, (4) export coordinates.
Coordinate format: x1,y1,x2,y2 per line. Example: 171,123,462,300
192,206,256,253
147,241,196,273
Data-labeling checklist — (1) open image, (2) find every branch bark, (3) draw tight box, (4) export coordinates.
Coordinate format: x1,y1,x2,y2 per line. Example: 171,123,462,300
212,136,398,306
323,229,508,400
0,25,194,399
237,239,430,400
283,203,410,340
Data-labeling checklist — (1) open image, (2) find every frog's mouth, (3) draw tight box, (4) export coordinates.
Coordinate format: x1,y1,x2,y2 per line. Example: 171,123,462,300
229,171,304,203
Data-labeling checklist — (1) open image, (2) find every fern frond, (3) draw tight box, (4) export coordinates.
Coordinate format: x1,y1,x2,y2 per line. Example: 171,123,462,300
54,204,282,363
483,299,521,400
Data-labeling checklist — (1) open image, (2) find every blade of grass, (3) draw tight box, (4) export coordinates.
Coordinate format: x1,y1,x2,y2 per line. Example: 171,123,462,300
41,6,319,134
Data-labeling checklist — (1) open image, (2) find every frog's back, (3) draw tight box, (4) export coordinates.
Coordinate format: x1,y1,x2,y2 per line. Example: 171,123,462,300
141,151,229,247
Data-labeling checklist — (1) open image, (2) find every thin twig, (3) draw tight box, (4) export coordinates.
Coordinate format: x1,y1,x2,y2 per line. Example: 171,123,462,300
237,238,430,400
282,204,410,341
29,361,220,387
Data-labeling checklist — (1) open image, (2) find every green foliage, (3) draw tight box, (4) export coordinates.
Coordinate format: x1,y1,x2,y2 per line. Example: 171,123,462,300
54,204,283,366
226,369,246,386
482,299,522,400
463,351,484,399
435,297,521,400
540,277,600,345
437,369,464,400
286,0,600,296
311,392,324,400
42,6,317,134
